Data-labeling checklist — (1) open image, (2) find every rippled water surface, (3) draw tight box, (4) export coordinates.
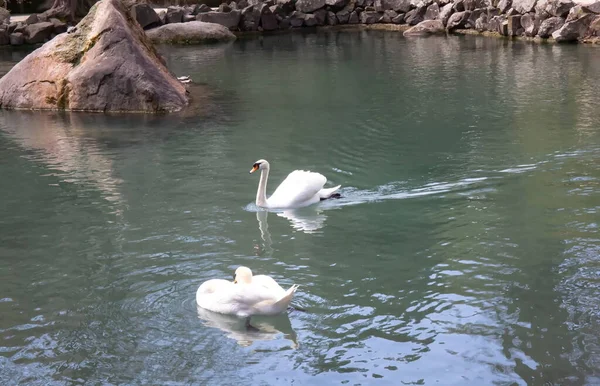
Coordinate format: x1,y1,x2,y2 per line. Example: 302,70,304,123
1,32,600,385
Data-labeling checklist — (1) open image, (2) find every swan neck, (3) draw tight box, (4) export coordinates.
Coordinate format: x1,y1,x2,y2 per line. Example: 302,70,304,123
256,166,269,207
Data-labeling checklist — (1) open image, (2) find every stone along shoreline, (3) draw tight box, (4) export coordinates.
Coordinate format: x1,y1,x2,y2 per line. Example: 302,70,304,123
135,0,600,43
1,0,599,46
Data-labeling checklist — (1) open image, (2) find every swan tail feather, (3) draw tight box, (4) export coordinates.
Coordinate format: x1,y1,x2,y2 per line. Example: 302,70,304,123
318,185,342,199
274,284,298,312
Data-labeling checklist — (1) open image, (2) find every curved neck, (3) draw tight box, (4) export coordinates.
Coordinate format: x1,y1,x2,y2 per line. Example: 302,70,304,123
256,166,270,207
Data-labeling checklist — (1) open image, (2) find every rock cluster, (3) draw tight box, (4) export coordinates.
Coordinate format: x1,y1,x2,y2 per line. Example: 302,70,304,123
134,0,600,43
0,9,69,46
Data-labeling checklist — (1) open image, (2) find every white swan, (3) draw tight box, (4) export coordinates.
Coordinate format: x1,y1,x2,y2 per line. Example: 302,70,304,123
250,159,341,209
196,267,299,321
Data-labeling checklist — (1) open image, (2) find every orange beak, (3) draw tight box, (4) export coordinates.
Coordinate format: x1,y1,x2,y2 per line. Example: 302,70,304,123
249,165,259,174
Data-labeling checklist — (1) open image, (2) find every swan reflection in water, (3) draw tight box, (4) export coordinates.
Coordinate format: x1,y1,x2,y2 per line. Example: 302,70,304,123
256,206,328,237
196,306,298,348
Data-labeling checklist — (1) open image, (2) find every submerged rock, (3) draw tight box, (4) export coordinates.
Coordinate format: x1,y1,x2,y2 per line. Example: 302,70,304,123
0,0,189,113
146,21,236,43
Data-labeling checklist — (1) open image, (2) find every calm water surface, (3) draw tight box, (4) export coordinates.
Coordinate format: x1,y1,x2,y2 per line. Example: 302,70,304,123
1,32,599,385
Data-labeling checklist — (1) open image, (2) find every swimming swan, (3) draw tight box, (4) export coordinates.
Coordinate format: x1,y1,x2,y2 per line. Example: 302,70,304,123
196,267,299,322
250,159,341,209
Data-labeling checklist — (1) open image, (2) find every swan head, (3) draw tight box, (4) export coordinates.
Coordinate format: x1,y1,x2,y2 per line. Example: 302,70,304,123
233,266,253,284
249,159,269,174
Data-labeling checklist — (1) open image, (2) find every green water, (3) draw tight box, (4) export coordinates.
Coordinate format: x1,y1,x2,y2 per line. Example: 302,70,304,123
1,31,600,385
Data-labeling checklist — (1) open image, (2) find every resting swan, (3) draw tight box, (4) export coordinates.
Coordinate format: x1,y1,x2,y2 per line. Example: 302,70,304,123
196,267,299,322
250,159,341,209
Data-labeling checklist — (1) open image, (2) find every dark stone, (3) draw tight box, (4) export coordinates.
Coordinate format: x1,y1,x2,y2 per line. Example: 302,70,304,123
349,10,360,23
440,3,454,26
197,11,242,29
392,13,405,23
183,14,195,22
166,6,184,24
14,22,27,34
50,18,68,34
270,4,286,17
381,9,398,22
303,13,318,26
261,12,279,30
467,7,485,27
475,13,488,30
506,8,519,16
453,0,465,12
537,15,564,37
219,3,233,12
538,0,574,18
8,22,19,34
131,3,162,30
24,14,39,25
314,9,328,24
326,0,351,9
296,0,326,12
238,0,249,8
279,17,291,28
0,7,10,25
25,22,54,44
290,11,305,26
0,27,8,45
446,10,471,29
497,0,512,13
487,6,500,18
507,14,521,35
403,19,445,34
553,12,595,41
277,0,296,12
241,6,259,30
9,32,24,45
379,0,411,12
327,11,338,24
197,4,212,13
360,10,381,23
425,3,440,20
405,5,427,25
336,0,356,23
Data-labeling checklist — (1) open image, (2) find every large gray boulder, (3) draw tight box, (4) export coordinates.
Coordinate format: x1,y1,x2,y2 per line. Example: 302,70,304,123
537,15,564,37
403,19,445,34
0,0,188,113
536,0,574,17
166,6,184,24
131,3,162,30
296,0,326,12
146,21,236,43
552,11,596,41
25,22,54,44
197,11,242,29
446,10,471,29
440,3,455,26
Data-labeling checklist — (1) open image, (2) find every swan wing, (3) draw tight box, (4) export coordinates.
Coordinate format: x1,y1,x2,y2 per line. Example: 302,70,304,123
253,275,286,296
268,170,327,207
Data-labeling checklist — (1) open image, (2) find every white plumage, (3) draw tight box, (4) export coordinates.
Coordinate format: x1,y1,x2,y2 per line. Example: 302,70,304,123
250,159,341,209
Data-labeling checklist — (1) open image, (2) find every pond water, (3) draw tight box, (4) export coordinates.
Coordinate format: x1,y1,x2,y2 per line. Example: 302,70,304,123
1,31,600,385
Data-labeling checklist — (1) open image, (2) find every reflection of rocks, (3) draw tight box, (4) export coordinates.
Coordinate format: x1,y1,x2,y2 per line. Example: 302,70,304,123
0,0,189,113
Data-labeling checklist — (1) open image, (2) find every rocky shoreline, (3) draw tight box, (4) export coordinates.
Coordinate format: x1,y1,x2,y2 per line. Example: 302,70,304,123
1,0,600,46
